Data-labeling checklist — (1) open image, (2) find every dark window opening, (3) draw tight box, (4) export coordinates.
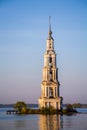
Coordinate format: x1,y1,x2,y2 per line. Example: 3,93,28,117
49,57,52,63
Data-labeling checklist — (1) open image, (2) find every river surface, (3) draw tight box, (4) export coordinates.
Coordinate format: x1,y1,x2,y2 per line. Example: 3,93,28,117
0,107,87,130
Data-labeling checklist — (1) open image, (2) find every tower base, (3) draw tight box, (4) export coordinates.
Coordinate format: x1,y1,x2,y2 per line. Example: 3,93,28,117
38,97,61,110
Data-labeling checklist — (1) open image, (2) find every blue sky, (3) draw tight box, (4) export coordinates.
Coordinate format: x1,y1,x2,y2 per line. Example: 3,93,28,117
0,0,87,104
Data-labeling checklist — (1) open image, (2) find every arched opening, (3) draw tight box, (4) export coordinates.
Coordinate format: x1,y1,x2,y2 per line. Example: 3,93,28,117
49,87,53,98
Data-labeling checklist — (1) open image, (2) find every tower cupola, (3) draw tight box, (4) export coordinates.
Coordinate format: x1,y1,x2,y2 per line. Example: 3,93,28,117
47,16,54,51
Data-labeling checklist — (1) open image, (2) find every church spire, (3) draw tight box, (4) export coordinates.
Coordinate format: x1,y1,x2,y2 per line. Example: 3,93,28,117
48,16,53,39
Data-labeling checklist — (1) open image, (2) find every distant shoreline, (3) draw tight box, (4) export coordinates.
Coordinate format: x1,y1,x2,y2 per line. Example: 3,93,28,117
0,104,38,108
0,104,87,108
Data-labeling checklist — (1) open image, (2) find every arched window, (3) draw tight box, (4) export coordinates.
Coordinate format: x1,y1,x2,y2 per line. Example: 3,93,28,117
49,57,52,63
49,87,53,98
49,70,52,81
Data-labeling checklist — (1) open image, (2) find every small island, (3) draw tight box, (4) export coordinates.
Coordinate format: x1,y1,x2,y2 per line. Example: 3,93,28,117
6,101,77,115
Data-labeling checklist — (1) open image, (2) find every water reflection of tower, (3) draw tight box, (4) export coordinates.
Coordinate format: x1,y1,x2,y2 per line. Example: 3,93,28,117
39,115,63,130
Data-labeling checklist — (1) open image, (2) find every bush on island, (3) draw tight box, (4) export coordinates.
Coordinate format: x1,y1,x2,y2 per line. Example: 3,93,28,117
63,104,77,114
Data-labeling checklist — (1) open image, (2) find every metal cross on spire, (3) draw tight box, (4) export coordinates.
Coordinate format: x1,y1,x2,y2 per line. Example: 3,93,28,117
49,16,51,32
48,16,52,39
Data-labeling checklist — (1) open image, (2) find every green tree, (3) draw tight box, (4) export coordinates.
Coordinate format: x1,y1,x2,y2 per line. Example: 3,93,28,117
14,101,26,112
66,104,73,112
40,106,55,114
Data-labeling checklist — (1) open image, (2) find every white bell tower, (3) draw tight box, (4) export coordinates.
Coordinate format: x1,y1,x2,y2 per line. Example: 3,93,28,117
38,17,62,110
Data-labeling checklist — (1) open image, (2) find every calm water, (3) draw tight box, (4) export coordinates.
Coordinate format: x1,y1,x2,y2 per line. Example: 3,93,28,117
0,108,87,130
